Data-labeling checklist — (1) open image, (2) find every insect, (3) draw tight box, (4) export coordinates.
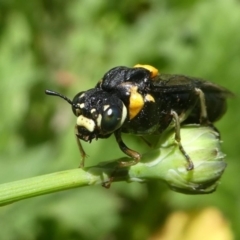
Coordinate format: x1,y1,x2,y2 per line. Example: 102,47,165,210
45,64,232,170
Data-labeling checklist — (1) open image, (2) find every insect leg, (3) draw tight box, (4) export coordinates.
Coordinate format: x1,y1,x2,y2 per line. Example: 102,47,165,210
195,88,220,135
171,110,194,171
195,88,209,125
114,129,141,167
101,166,119,189
75,124,87,168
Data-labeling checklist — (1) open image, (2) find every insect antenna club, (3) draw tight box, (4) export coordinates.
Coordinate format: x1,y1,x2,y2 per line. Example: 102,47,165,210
45,64,233,170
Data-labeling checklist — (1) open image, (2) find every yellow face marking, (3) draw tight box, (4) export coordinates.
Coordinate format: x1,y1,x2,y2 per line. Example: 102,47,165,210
79,103,85,109
103,105,110,111
96,114,102,128
145,94,155,102
129,86,144,120
80,93,85,98
133,64,159,78
76,116,95,132
121,104,127,124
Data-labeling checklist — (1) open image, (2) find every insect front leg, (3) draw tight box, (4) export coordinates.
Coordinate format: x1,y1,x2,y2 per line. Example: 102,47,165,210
114,129,141,167
171,110,194,171
75,124,87,168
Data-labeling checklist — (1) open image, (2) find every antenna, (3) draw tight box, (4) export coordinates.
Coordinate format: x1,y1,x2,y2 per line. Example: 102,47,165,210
45,89,82,111
45,90,74,106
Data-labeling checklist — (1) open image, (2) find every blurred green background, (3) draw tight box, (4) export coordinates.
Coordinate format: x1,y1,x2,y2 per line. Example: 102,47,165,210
0,0,239,239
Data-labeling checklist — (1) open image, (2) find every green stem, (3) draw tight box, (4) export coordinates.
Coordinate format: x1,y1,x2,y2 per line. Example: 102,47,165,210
0,169,92,206
0,126,226,207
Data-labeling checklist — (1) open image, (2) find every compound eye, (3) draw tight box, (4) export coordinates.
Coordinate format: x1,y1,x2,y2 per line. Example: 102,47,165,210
101,106,122,133
72,92,85,116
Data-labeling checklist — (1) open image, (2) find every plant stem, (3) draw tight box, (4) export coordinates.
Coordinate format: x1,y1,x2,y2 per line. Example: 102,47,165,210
0,126,226,207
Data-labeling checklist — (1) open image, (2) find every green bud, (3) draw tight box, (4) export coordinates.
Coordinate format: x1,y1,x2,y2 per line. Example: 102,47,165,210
128,125,226,194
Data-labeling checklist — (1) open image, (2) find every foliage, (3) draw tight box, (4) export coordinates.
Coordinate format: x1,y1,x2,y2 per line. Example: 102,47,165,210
0,0,239,239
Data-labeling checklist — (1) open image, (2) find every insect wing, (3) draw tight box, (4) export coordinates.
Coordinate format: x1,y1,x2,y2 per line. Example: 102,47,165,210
151,74,233,123
151,74,233,96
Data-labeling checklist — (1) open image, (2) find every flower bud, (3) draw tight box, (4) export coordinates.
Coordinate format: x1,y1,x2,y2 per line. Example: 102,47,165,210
129,125,226,194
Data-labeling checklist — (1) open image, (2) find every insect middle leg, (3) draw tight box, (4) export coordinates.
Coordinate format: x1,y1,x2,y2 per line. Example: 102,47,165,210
171,110,194,171
114,129,141,167
100,130,141,188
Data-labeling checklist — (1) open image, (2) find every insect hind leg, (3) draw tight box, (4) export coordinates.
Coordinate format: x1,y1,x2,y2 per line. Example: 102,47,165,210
195,88,220,136
195,88,210,125
171,110,194,171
